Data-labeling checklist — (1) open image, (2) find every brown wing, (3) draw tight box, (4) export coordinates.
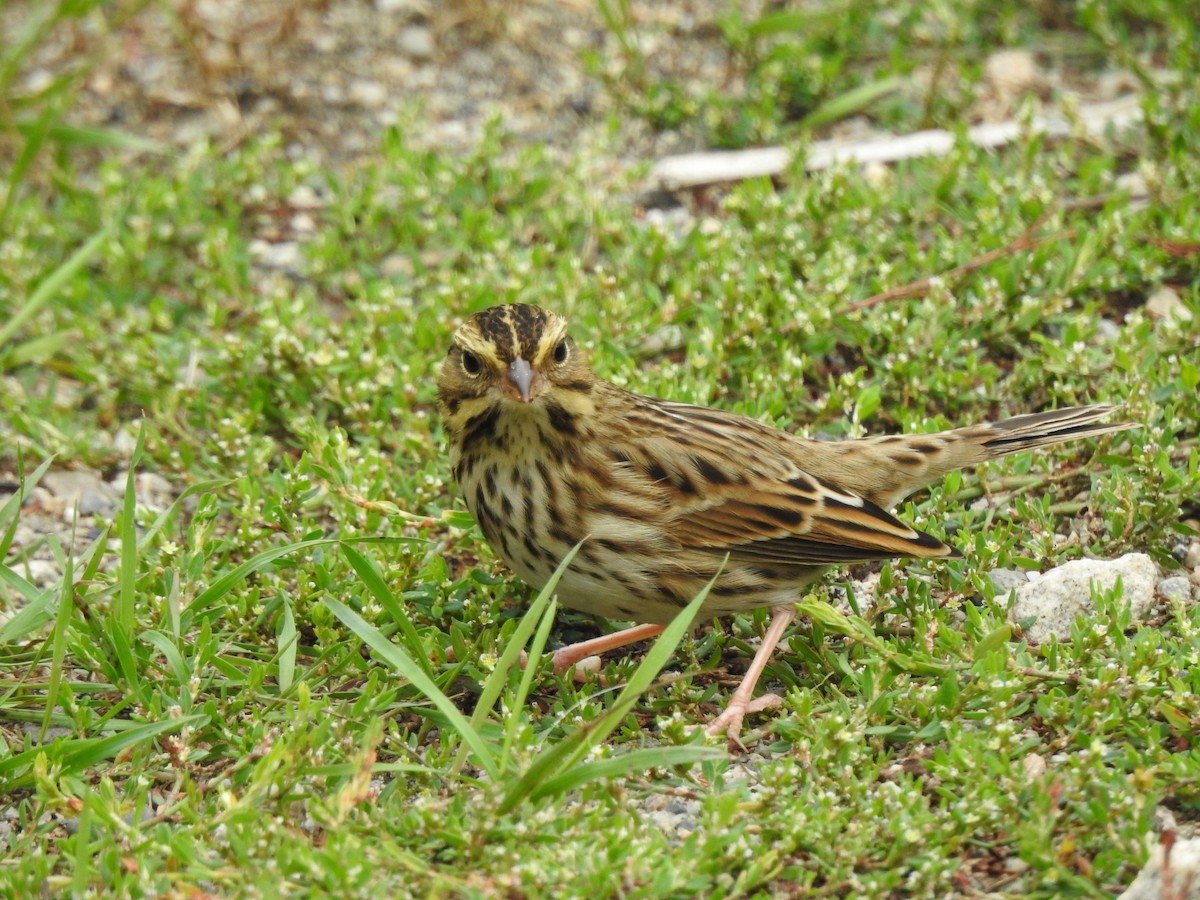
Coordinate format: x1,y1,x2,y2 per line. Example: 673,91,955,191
661,472,958,566
611,396,959,567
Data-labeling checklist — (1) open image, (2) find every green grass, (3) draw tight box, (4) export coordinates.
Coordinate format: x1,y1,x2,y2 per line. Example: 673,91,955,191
1,1,1199,896
591,0,1197,148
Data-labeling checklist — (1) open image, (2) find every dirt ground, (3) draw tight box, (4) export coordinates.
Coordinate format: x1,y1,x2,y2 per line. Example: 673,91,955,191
9,0,740,167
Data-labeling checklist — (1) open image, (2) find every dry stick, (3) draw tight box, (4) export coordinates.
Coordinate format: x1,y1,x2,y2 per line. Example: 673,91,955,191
831,190,1172,319
1145,237,1200,256
836,224,1077,317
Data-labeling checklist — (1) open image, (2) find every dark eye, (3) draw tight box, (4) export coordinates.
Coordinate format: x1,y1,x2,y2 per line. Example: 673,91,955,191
461,350,481,375
552,339,569,364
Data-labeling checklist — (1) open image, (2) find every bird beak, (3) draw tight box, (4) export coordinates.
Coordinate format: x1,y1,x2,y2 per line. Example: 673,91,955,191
508,357,536,402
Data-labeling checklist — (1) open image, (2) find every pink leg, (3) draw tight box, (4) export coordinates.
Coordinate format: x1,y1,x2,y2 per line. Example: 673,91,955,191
551,623,667,673
446,623,668,685
705,606,796,744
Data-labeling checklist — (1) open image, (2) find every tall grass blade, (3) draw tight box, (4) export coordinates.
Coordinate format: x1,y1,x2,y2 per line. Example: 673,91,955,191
323,596,501,781
460,541,583,776
0,228,111,347
499,566,718,814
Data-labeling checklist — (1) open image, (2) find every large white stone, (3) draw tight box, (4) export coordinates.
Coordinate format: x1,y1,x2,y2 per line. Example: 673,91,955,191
1119,836,1200,900
1011,553,1157,643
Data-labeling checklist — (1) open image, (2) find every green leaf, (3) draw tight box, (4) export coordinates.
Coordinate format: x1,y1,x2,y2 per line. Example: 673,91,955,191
115,423,146,635
42,535,75,740
323,597,501,781
973,624,1013,659
500,565,717,814
276,598,298,695
341,541,431,679
800,76,903,129
185,536,419,627
478,543,582,771
0,716,207,789
0,227,111,348
529,745,725,802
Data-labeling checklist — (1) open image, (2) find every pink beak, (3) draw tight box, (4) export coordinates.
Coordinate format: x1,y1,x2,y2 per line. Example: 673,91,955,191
508,357,534,402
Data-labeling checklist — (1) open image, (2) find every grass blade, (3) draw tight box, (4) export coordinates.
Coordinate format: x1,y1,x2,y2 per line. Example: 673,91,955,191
341,541,431,678
115,423,146,635
800,76,903,129
501,596,558,773
276,597,298,694
0,455,54,558
463,541,584,775
0,716,207,789
323,596,501,781
41,534,75,740
529,745,724,803
0,227,111,347
184,536,419,627
499,568,717,814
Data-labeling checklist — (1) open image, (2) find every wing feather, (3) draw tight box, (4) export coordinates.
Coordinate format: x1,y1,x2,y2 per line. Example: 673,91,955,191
623,397,959,568
664,473,957,566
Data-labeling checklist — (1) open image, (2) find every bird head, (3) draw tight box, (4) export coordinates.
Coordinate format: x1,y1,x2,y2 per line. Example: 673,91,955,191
436,304,594,419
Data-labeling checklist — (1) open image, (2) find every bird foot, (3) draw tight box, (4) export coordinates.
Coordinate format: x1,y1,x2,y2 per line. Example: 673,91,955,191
703,692,784,746
550,651,607,685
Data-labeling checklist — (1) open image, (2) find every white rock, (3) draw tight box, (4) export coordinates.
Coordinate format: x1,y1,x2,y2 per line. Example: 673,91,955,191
1184,542,1200,570
290,212,318,235
1115,171,1148,199
862,160,892,188
348,79,387,109
1118,836,1200,900
1157,576,1194,605
248,240,303,271
638,324,685,356
21,558,62,588
136,472,175,510
376,0,424,12
989,567,1029,597
287,185,325,209
1145,284,1193,324
112,427,139,456
984,50,1040,97
1012,553,1157,643
379,253,414,278
41,470,118,522
398,26,435,60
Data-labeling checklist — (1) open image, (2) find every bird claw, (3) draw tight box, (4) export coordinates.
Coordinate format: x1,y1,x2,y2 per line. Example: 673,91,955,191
555,653,606,685
702,692,784,747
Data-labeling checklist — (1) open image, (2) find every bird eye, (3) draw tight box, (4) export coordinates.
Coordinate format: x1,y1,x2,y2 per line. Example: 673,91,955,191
552,339,569,364
461,350,481,375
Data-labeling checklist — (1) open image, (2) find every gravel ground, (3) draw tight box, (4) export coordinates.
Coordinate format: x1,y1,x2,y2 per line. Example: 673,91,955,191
5,0,1144,167
6,0,735,166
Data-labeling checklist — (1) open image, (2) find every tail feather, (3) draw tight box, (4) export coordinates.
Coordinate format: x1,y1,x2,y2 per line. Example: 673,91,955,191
793,403,1131,509
978,405,1132,458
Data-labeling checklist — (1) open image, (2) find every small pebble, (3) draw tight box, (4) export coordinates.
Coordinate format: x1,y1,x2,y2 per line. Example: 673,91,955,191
1145,285,1192,324
399,26,435,61
1184,542,1200,570
288,185,325,209
21,558,62,588
984,50,1040,98
1157,576,1192,605
248,239,303,271
989,567,1028,597
380,254,415,278
290,212,318,235
349,79,388,109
